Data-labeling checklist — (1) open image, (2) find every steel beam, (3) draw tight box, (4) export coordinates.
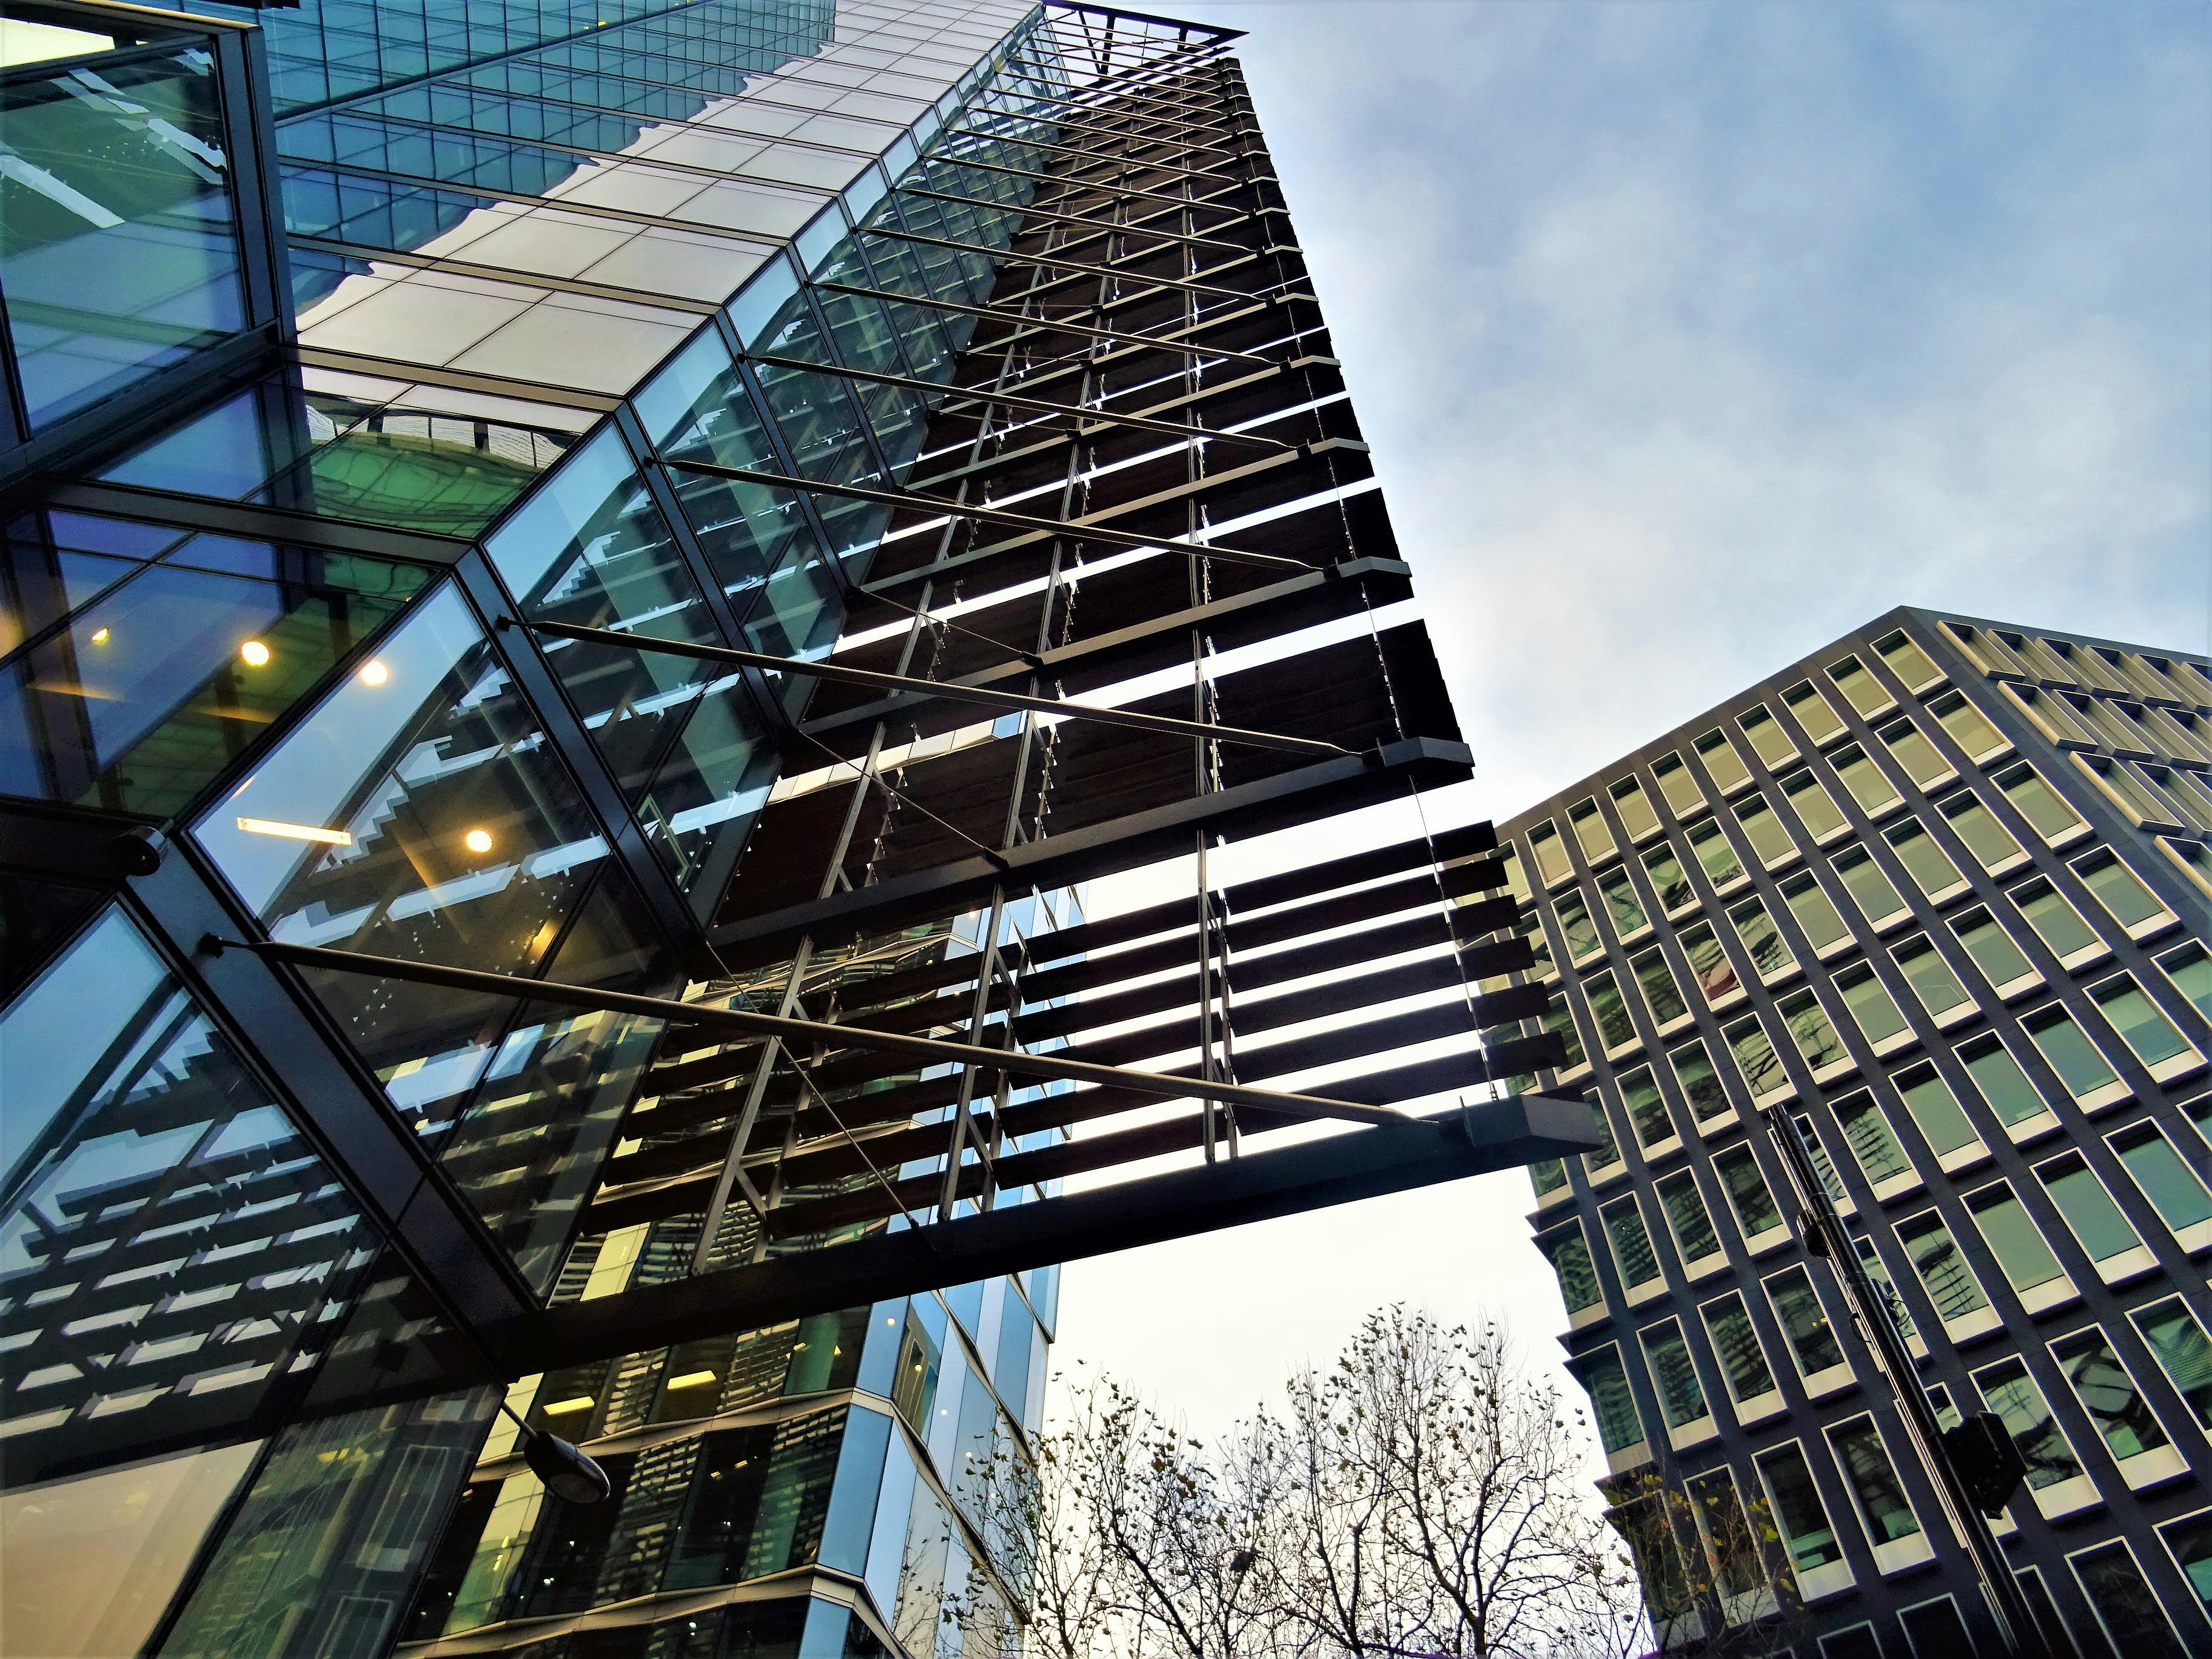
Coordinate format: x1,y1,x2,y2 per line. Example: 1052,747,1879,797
863,226,1280,304
811,279,1275,364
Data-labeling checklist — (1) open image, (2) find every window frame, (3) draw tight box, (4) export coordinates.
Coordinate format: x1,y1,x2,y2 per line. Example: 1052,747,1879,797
1694,728,1755,796
2049,1326,2186,1489
2108,1119,2212,1254
1883,818,1969,902
1831,741,1906,817
1699,1290,1783,1421
1833,1090,1923,1201
2086,970,2205,1084
1763,1262,1854,1397
1956,1029,2061,1142
1828,653,1896,720
1926,688,2010,766
1969,1353,2096,1520
1895,1207,2001,1342
1874,628,1944,692
1638,1316,1718,1447
2033,1148,2154,1284
1948,904,2043,1002
1652,750,1704,816
1784,679,1846,747
1609,776,1663,843
1824,1412,1934,1574
1655,1166,1728,1278
2022,1004,2131,1111
2008,875,2111,973
1961,1178,2076,1315
1754,1439,1855,1601
1833,843,1911,932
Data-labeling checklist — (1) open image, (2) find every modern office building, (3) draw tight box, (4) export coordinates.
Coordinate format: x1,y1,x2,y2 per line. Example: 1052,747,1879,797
0,2,1580,1655
1501,609,2212,1657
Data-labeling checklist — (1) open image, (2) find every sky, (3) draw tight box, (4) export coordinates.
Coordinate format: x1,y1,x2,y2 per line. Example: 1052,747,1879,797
1044,0,2212,1454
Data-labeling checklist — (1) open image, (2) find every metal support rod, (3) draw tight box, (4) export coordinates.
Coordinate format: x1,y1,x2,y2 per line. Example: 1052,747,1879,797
1760,1107,2036,1654
897,183,1248,253
860,225,1276,304
655,452,1314,574
911,149,1243,212
210,937,1428,1130
811,279,1275,366
513,618,1341,756
953,105,1243,156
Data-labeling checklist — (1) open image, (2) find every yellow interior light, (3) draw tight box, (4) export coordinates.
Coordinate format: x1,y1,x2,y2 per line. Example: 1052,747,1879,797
89,627,110,645
464,828,494,854
666,1370,719,1389
240,640,271,667
237,817,353,846
541,1396,594,1416
359,659,390,686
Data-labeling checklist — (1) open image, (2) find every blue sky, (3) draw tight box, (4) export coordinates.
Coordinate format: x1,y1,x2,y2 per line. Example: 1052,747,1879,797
1052,0,2212,1438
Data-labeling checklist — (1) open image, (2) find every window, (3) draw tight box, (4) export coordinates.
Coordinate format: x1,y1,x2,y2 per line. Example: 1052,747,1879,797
1855,1238,1920,1346
2071,1540,2188,1658
1642,841,1694,913
1741,706,1797,768
1714,1144,1784,1239
1579,1347,1646,1460
1876,629,1941,689
1530,1158,1568,1201
1678,921,1740,1005
2023,1007,2122,1101
1884,821,1965,897
1940,620,2033,679
1602,1195,1663,1292
1529,822,1572,886
1517,912,1555,979
1657,1170,1722,1265
1545,1000,1587,1072
1654,751,1704,814
1929,689,2005,759
1757,1443,1849,1588
1963,1182,2067,1299
1584,1099,1622,1173
1897,1212,1993,1326
1896,1068,1981,1161
1766,1265,1848,1380
1570,798,1617,862
1835,1093,1916,1188
1641,1321,1711,1430
2051,1328,2174,1466
1779,988,1848,1071
1786,680,1846,744
1686,1469,1767,1607
1630,947,1689,1027
1597,869,1649,937
1783,874,1852,953
1832,744,1902,813
1893,936,1973,1022
1669,1040,1732,1124
1620,1067,1679,1151
1829,654,1891,717
1538,1224,1603,1317
1952,908,2036,993
1835,964,1911,1047
2006,680,2101,746
1835,847,1909,928
1553,890,1604,964
1726,1016,1789,1100
1585,970,1638,1052
2036,1151,2145,1272
1783,771,1848,840
2153,940,2208,1017
1939,791,2026,870
2110,1122,2212,1241
2089,973,2196,1071
2130,1299,2212,1431
2072,849,2171,933
1610,776,1660,840
2012,878,2103,964
1689,818,1745,887
1826,1417,1924,1549
1958,1033,2053,1130
1796,1114,1849,1206
1498,847,1531,905
2159,1510,2212,1618
1738,794,1797,865
1696,729,1753,793
1877,718,1952,788
1701,1293,1778,1405
1998,762,2087,842
1728,895,1795,977
1973,1356,2085,1496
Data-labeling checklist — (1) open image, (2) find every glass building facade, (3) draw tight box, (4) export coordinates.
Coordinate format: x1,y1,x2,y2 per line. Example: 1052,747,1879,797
2,1,1567,1655
1499,610,2212,1658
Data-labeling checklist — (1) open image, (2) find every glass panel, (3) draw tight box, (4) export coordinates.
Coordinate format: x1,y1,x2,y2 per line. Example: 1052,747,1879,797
2000,765,2085,840
1641,841,1692,911
1954,910,2033,987
1529,823,1572,885
1602,1196,1661,1289
2091,977,2190,1066
1554,890,1603,962
1541,1227,1601,1315
1932,692,2003,757
2073,1542,2187,1659
1785,682,1844,744
1829,655,1889,716
1740,706,1795,766
1688,819,1744,886
1641,1322,1708,1427
1703,1295,1777,1402
1631,948,1687,1024
1610,777,1660,840
1728,896,1794,977
1620,1068,1677,1149
2036,1153,2140,1264
1581,1350,1643,1455
1835,1094,1915,1185
1696,730,1751,793
0,907,372,1480
1898,1070,1978,1156
1544,1000,1586,1071
0,542,424,818
1828,1418,1920,1543
1768,1266,1845,1376
1737,796,1795,864
1837,967,1909,1045
1757,1443,1843,1575
1966,1185,2065,1290
2052,1330,2171,1460
2014,880,2099,959
2075,853,2166,929
1899,1213,1990,1322
1657,1171,1720,1261
1834,745,1901,811
1597,870,1647,937
1570,800,1616,862
1783,877,1849,951
1854,1238,1919,1344
1654,752,1704,814
1783,770,1845,838
1961,1036,2048,1126
2111,1125,2212,1234
1895,938,1971,1017
1714,1145,1781,1235
1585,970,1637,1050
1780,990,1845,1069
1886,822,1963,896
1680,922,1741,1004
1687,1470,1765,1601
1727,1018,1786,1098
2133,1299,2212,1430
2025,1009,2119,1098
1529,1157,1567,1199
1669,1041,1731,1122
1973,1358,2082,1490
1879,717,1951,787
1,30,247,428
2162,1513,2212,1617
1941,794,2024,870
1876,632,1940,687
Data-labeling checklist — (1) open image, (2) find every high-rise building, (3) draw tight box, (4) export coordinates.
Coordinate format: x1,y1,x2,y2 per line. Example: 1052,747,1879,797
0,3,1580,1656
1503,609,2212,1657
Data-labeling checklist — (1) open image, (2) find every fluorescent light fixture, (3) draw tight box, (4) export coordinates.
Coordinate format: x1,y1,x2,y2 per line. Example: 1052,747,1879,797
541,1396,595,1416
240,640,271,666
665,1370,719,1389
236,817,353,846
463,828,494,854
358,659,390,686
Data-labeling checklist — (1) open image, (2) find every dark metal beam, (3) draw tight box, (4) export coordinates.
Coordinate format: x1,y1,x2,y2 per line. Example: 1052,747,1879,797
863,226,1278,304
811,278,1275,366
497,1093,1600,1373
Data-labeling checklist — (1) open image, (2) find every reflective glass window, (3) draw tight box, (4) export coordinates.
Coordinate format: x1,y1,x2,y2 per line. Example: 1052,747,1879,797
1539,1224,1602,1316
1737,794,1795,864
1726,1016,1786,1098
2036,1153,2142,1265
1930,691,2003,757
1757,1443,1845,1577
1785,680,1844,744
1972,1356,2082,1492
1782,874,1849,951
1965,1183,2066,1293
1641,1322,1708,1428
1953,908,2033,988
1897,1212,1991,1323
1766,1266,1845,1378
1877,717,1951,787
1893,936,1971,1019
1835,1093,1914,1186
1940,792,2025,869
2052,1330,2173,1461
1959,1034,2048,1127
1876,631,1941,688
1596,869,1647,937
1832,744,1900,813
1885,820,1964,896
1641,840,1692,911
1687,818,1744,886
2110,1124,2212,1236
2090,975,2192,1067
2073,851,2167,930
1701,1294,1777,1404
2132,1299,2212,1431
1584,970,1636,1050
1897,1068,1978,1157
1656,1170,1720,1262
1998,763,2085,840
1679,920,1740,1004
1829,655,1890,716
1782,769,1845,838
1714,1144,1782,1236
1629,947,1687,1025
1580,1349,1643,1456
1779,988,1845,1070
1610,777,1660,840
1569,798,1615,862
1827,1418,1921,1544
1601,1196,1661,1290
1695,729,1751,793
1653,751,1703,814
1727,895,1793,977
1740,706,1795,768
1668,1039,1731,1123
1835,964,1909,1046
2023,1008,2120,1098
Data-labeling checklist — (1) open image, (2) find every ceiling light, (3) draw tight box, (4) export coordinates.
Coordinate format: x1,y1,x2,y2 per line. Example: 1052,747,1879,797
359,659,389,686
464,828,494,854
240,640,271,666
89,628,110,645
540,1396,595,1416
666,1370,718,1389
237,817,353,846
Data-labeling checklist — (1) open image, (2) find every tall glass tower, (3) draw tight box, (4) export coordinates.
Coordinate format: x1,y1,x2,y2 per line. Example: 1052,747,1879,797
0,2,1581,1655
1498,609,2212,1658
